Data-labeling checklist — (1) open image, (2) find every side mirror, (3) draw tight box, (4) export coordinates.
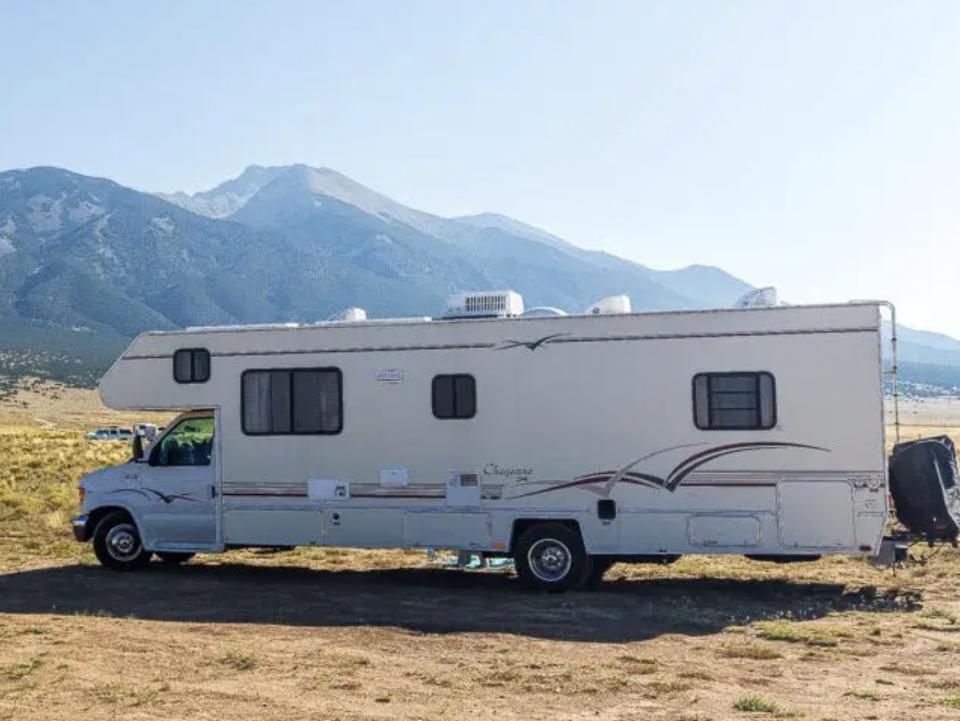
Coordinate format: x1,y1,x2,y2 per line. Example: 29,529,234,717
131,434,147,463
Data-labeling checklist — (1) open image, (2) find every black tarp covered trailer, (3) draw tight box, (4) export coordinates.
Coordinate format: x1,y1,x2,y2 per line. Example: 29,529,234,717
889,435,960,542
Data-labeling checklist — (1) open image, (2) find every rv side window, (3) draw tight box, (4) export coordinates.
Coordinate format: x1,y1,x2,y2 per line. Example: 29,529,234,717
432,374,476,419
693,372,776,430
242,368,342,435
173,348,211,384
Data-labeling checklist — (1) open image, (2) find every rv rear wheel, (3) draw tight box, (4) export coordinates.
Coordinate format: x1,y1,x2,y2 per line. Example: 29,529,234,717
93,512,151,571
514,523,590,591
156,552,194,565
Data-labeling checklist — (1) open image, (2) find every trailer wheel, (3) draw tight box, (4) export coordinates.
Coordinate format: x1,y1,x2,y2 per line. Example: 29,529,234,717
514,523,590,591
156,552,194,565
92,511,151,572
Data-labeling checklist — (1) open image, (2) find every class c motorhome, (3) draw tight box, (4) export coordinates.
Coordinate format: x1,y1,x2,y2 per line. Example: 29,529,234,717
73,291,900,589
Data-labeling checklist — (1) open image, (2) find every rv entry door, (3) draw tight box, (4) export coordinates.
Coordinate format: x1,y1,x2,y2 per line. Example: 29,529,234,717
138,414,219,549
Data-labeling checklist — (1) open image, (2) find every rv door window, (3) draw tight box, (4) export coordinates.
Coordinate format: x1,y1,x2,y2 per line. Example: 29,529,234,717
173,348,211,384
693,372,776,430
242,368,342,435
150,417,215,466
432,374,476,419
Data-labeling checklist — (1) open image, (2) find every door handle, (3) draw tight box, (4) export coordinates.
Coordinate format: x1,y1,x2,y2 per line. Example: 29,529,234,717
210,486,218,499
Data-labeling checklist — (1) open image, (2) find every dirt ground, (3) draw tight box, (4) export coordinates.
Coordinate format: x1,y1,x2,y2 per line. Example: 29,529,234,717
2,384,960,720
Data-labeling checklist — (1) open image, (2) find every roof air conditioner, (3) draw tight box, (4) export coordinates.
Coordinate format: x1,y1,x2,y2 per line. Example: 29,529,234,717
445,291,524,319
733,287,778,308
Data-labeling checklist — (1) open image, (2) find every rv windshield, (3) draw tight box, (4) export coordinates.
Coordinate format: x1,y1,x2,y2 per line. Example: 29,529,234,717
150,416,214,467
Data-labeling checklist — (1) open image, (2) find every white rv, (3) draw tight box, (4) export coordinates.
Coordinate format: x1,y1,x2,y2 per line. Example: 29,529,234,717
73,292,894,589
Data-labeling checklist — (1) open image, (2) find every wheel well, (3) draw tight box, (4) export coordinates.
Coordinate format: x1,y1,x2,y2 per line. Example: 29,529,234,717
510,518,582,554
88,506,135,535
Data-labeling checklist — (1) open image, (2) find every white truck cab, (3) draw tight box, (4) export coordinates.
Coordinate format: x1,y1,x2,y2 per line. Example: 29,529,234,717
74,410,219,569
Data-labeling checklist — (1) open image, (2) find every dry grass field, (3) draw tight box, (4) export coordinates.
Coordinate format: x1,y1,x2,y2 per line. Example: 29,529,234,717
2,382,960,720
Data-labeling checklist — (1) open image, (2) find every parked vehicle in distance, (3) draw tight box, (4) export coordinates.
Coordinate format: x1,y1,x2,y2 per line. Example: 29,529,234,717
85,427,133,441
71,289,946,589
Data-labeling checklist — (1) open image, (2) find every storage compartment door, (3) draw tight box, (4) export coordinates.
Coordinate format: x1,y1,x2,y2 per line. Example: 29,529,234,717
778,481,854,549
404,512,491,549
688,515,760,547
323,509,404,548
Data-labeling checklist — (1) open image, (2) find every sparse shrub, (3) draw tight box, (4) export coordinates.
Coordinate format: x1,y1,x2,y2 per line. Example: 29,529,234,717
329,680,362,691
922,608,958,624
719,643,783,660
91,680,169,707
220,650,257,671
844,689,882,701
3,657,42,680
928,678,960,690
617,655,658,674
754,621,838,647
18,625,47,635
645,680,693,697
878,664,935,677
732,696,778,713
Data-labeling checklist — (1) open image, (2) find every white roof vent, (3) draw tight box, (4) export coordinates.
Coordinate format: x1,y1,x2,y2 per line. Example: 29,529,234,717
445,290,524,319
522,306,568,318
327,307,368,322
734,287,778,308
584,295,632,315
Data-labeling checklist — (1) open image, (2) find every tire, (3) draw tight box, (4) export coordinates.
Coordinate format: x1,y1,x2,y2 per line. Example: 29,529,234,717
156,552,194,565
92,511,151,571
514,523,590,592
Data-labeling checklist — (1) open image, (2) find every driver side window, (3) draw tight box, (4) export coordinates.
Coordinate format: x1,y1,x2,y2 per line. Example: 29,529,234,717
150,417,215,467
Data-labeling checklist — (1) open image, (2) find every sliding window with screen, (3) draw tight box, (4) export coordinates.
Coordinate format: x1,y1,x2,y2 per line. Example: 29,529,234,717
693,372,776,430
432,374,476,419
242,368,342,435
173,348,210,384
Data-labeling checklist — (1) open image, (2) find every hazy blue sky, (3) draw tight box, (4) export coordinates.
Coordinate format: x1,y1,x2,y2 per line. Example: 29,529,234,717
2,1,959,333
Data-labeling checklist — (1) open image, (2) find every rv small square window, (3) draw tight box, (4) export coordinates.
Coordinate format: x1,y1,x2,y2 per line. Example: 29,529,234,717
173,349,211,384
693,372,776,430
432,374,476,419
242,368,342,435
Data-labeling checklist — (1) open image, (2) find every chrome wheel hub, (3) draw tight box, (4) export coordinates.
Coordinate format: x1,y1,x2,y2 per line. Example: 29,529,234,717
105,524,141,562
528,538,573,582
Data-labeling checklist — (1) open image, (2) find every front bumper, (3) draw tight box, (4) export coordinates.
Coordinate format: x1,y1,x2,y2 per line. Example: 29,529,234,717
72,514,91,542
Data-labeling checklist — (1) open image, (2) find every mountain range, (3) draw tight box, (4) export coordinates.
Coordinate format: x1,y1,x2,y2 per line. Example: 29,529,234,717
0,163,958,393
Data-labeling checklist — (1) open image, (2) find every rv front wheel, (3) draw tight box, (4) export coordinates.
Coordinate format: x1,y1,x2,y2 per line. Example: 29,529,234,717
93,511,151,571
515,523,589,591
